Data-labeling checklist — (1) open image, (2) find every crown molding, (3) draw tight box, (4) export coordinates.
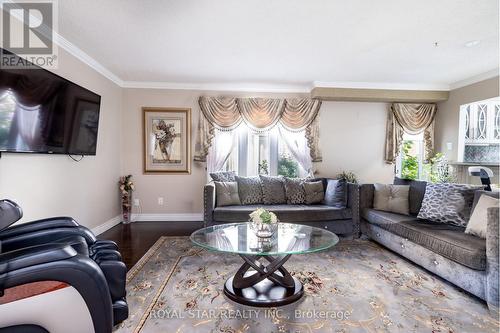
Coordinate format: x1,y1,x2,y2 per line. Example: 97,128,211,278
122,80,311,93
449,69,499,90
54,34,124,86
312,81,450,91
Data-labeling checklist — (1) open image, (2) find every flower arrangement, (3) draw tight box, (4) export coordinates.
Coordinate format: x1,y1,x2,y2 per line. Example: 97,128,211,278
119,175,134,223
249,208,278,238
249,207,278,224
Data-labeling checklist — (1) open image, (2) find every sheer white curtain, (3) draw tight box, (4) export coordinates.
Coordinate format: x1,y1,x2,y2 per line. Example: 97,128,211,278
207,129,237,174
278,125,313,177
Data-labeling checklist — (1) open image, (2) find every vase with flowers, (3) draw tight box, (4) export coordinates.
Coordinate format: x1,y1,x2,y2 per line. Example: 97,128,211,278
119,175,135,224
249,208,278,238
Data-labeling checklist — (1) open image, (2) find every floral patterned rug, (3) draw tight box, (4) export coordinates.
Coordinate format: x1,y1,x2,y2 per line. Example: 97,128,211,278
114,237,499,333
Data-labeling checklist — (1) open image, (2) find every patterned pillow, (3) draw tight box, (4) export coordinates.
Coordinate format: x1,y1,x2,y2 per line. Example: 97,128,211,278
303,181,324,205
214,181,241,207
210,171,236,182
417,183,483,227
260,175,286,204
235,176,263,205
284,178,306,204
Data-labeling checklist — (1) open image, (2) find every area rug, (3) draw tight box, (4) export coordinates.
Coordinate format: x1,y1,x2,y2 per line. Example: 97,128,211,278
114,236,499,333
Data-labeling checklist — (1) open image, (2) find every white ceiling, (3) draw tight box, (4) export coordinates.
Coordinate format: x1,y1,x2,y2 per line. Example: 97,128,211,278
58,0,499,91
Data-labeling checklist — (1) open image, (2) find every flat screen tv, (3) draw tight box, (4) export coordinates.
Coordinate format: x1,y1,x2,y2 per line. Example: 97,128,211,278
0,49,101,155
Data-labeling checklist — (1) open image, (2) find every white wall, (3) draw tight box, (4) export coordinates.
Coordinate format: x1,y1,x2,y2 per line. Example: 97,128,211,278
0,48,123,229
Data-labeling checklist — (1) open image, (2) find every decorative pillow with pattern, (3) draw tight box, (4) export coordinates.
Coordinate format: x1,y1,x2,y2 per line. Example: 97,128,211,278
260,175,287,204
417,183,483,227
235,176,263,205
210,171,236,182
284,178,306,204
324,179,347,208
303,181,324,205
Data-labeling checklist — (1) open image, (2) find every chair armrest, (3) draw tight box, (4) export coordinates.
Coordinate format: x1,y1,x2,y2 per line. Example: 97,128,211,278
0,217,79,239
204,184,216,227
359,184,375,210
0,244,77,276
486,207,499,310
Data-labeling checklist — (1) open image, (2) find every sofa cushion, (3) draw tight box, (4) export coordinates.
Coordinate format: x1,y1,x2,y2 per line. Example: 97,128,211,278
210,171,236,182
373,183,410,215
303,181,324,204
284,178,306,204
260,175,287,204
324,179,347,208
235,176,263,205
417,183,482,227
363,208,486,270
466,194,499,239
393,177,427,215
214,205,352,223
214,181,241,207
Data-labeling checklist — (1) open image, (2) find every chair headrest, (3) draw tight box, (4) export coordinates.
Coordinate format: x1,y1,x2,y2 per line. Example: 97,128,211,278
0,199,23,232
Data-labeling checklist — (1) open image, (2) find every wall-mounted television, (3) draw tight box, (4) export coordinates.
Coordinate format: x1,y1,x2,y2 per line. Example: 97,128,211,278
0,49,101,155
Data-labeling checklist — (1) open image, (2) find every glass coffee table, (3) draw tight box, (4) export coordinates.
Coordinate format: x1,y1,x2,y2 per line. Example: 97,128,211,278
190,222,339,307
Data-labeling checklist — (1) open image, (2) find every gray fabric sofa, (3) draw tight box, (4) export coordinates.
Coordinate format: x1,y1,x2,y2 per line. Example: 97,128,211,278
360,178,499,311
203,178,360,237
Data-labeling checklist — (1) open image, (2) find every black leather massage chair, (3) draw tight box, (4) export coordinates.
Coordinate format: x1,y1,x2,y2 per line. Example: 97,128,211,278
0,199,128,333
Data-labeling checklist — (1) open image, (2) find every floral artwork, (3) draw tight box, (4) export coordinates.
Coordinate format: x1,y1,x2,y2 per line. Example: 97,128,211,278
143,108,191,174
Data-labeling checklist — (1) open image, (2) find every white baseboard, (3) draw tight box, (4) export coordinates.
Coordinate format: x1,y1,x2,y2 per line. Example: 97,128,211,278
131,213,203,222
91,215,122,235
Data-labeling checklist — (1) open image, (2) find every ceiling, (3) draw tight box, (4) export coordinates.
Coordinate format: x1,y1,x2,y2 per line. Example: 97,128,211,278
58,0,499,91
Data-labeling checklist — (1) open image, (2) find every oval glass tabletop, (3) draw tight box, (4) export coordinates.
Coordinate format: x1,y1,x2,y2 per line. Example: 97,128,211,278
190,222,339,256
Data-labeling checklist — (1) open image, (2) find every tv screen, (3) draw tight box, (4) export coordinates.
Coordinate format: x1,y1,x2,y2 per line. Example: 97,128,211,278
0,49,101,155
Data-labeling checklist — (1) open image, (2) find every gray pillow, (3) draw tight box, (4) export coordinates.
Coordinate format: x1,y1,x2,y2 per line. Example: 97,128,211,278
393,177,427,215
284,178,306,204
417,183,483,227
235,176,263,205
260,175,286,204
214,181,241,207
373,184,410,215
303,181,324,205
324,179,347,208
210,171,236,182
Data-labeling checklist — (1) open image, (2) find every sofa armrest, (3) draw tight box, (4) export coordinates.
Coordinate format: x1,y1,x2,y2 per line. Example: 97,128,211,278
0,217,79,239
359,184,375,210
486,207,499,311
204,184,216,227
346,183,360,237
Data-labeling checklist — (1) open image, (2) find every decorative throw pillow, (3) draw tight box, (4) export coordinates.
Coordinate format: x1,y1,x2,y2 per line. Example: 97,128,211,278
235,176,263,205
373,184,410,215
210,171,236,182
260,175,287,204
284,178,306,204
214,181,241,207
393,177,427,215
465,194,499,239
324,179,347,208
303,181,324,205
417,183,483,227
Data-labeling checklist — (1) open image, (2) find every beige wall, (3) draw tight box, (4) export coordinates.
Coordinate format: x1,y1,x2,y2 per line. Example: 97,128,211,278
122,89,393,214
435,76,499,161
0,48,123,229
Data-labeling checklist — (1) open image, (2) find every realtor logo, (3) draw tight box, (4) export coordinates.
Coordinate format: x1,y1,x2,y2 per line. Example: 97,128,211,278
0,0,58,68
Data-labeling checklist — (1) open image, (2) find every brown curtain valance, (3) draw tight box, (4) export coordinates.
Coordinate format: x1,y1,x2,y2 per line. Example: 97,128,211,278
385,103,437,164
194,96,322,162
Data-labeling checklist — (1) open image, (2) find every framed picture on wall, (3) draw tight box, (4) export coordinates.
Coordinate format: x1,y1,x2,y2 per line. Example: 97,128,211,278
143,107,191,174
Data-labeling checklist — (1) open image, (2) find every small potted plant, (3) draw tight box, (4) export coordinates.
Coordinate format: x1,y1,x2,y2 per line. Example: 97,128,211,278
249,208,279,238
119,175,135,224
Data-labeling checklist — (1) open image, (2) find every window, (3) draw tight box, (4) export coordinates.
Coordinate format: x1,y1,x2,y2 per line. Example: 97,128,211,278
395,133,426,180
221,125,306,177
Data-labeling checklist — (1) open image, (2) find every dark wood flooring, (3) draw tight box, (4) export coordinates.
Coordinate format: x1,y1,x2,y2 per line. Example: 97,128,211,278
98,221,203,269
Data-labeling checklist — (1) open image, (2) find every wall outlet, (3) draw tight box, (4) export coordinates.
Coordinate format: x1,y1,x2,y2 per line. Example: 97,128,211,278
158,197,164,205
446,142,453,151
134,199,140,207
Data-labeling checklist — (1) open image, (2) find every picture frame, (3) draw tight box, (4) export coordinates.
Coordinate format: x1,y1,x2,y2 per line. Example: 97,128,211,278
143,107,191,174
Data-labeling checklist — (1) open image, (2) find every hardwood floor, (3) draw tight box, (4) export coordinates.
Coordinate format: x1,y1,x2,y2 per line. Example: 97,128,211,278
98,221,203,269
